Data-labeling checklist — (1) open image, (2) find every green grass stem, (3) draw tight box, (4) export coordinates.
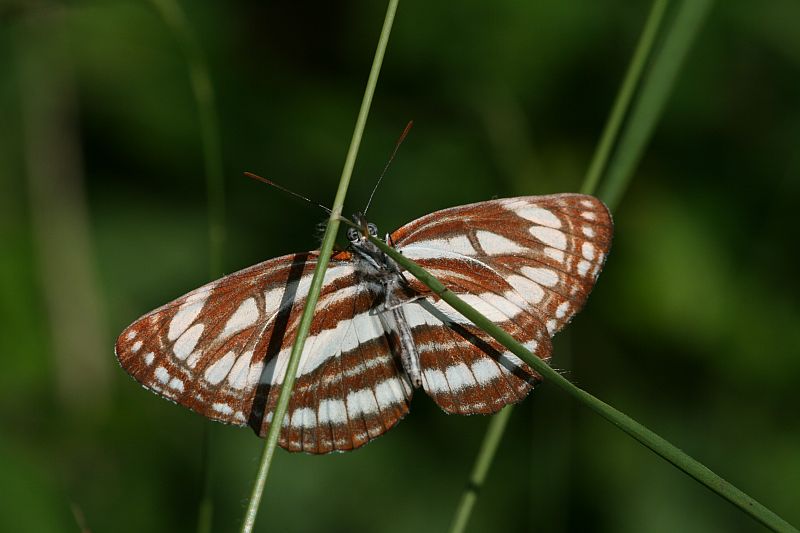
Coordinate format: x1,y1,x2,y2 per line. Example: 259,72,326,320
366,234,798,533
451,1,671,530
450,1,715,530
238,2,400,532
581,0,670,196
150,0,226,277
149,2,226,532
598,0,715,210
448,406,514,533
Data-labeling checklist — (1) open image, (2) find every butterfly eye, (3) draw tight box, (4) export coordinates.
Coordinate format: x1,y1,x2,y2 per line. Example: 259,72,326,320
367,223,378,237
346,227,360,242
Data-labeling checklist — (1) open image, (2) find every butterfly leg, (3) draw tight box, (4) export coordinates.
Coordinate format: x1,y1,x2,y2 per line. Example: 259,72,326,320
383,292,427,311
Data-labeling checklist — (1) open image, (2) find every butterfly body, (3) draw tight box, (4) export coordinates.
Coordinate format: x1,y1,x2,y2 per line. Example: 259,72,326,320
116,194,612,453
347,212,426,388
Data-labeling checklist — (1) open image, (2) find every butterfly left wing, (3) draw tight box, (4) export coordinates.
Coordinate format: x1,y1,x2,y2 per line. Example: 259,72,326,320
389,194,612,414
116,251,413,453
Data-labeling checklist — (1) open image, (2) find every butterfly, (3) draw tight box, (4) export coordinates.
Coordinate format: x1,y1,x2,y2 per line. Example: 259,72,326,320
116,194,612,453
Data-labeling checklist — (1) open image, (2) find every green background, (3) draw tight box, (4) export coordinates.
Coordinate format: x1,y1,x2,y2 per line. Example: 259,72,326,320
1,1,799,532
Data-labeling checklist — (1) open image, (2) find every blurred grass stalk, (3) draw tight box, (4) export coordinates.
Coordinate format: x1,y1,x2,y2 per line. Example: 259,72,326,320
18,6,111,415
451,0,671,529
149,2,226,533
597,0,715,211
150,0,226,277
580,0,669,197
239,1,400,532
446,1,796,532
449,406,514,533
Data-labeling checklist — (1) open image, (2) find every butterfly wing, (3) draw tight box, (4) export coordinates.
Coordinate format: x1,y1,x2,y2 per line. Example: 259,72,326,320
116,251,413,453
390,194,612,414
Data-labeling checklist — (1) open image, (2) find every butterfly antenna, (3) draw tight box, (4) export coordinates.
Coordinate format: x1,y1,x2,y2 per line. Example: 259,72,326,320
244,172,332,214
364,120,414,215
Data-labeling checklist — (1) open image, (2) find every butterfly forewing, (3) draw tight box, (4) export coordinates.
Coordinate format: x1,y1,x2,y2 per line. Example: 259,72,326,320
116,193,611,453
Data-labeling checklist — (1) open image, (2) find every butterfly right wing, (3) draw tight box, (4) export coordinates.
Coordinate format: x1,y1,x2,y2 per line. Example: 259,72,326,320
116,251,413,454
389,194,612,415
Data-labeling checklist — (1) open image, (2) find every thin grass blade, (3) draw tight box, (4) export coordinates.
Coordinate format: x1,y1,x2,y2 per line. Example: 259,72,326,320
448,406,514,533
239,2,400,532
148,3,226,532
581,0,670,195
598,0,715,210
450,1,677,530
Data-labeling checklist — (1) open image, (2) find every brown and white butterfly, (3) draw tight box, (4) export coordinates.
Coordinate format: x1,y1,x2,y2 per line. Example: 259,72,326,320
116,194,612,453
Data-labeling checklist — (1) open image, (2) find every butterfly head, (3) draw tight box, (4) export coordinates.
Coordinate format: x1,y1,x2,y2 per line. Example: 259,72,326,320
346,213,386,271
347,212,379,244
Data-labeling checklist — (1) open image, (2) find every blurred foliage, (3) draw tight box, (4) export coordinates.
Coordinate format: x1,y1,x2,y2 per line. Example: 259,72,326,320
1,1,799,532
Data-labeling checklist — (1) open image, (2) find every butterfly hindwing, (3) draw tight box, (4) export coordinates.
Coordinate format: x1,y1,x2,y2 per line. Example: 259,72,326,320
253,297,413,453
